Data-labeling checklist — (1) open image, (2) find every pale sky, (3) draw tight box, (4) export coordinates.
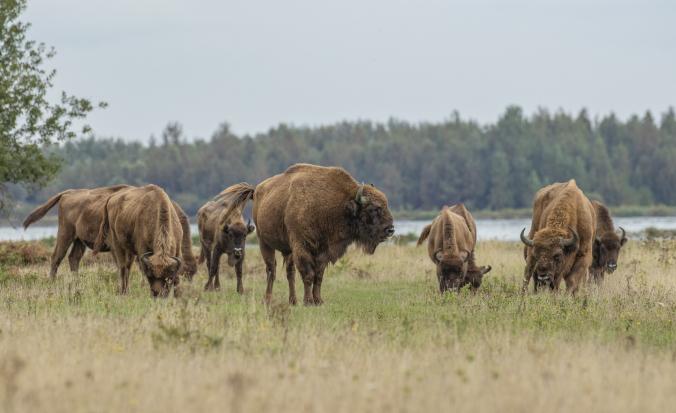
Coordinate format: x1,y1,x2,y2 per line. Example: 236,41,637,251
24,0,676,141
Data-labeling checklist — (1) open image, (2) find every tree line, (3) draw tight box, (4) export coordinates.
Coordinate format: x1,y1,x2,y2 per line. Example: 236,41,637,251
12,106,676,216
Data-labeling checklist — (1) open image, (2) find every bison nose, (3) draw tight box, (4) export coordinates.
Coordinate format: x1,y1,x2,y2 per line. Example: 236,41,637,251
233,248,243,259
608,262,617,272
384,225,395,237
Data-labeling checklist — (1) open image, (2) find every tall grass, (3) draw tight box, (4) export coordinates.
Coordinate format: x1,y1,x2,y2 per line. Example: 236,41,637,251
0,241,675,412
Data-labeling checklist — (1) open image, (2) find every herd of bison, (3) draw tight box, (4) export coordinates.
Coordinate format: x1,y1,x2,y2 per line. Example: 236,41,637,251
22,163,627,304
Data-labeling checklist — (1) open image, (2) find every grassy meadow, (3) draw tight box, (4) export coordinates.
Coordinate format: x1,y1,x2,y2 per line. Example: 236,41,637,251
1,239,676,412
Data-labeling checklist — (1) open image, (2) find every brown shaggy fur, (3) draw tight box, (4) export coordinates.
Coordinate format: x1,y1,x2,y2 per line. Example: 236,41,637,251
253,163,394,305
197,183,255,293
590,200,627,284
23,185,131,278
23,185,197,280
93,185,183,297
417,204,491,293
521,180,596,293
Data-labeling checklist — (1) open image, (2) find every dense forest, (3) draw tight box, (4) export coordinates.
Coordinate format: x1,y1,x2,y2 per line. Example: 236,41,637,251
10,106,676,216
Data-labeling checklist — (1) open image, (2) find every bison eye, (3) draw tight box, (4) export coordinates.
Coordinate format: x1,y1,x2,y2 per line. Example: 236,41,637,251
554,253,562,262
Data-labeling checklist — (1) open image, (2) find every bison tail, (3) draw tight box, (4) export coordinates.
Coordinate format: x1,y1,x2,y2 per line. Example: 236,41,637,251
417,224,432,246
22,190,72,229
218,182,256,227
93,198,111,256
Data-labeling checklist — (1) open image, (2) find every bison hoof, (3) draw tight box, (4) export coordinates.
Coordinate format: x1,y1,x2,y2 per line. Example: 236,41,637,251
289,296,298,306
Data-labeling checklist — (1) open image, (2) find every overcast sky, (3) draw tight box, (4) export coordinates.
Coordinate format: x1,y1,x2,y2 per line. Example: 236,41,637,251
24,0,676,141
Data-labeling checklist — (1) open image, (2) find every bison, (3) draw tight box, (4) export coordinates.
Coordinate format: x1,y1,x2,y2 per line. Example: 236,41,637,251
520,180,596,293
237,163,394,305
23,185,197,280
93,185,184,297
417,204,492,293
197,184,255,292
589,200,627,284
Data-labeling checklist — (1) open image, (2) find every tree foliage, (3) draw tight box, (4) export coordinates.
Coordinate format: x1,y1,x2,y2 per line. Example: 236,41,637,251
18,106,676,215
0,0,103,208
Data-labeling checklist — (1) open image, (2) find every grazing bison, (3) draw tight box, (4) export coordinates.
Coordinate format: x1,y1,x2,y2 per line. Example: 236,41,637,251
197,184,255,292
249,163,394,305
520,180,596,293
93,185,184,297
589,200,627,284
417,204,492,293
23,186,197,280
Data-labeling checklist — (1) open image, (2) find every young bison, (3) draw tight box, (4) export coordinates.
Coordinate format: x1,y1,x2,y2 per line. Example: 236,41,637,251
197,184,255,292
590,200,627,284
417,204,492,293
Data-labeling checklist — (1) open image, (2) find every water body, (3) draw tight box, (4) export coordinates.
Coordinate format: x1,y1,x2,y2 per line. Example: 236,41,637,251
2,216,675,242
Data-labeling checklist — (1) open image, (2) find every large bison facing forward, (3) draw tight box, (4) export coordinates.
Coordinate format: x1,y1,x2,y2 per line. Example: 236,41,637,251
23,185,197,280
197,184,255,292
520,180,596,293
250,163,394,305
417,204,492,293
589,200,627,284
94,185,184,297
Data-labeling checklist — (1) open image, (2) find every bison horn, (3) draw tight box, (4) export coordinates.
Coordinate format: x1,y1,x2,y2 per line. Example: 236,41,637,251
355,183,368,205
461,249,471,263
618,226,627,241
141,251,152,265
171,256,182,269
560,227,579,248
520,228,534,247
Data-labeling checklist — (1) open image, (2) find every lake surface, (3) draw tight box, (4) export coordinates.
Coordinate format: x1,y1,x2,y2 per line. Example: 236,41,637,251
2,216,675,242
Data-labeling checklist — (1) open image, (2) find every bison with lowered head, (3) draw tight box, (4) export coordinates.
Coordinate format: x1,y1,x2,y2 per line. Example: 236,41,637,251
520,180,596,293
23,185,197,280
94,185,184,297
590,200,627,284
250,163,394,305
197,184,255,292
417,204,492,293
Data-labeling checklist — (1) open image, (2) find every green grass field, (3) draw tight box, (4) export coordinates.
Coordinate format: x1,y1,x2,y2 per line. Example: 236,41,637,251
1,240,675,412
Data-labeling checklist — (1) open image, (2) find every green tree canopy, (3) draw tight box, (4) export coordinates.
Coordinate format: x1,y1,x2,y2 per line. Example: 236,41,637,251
0,0,103,209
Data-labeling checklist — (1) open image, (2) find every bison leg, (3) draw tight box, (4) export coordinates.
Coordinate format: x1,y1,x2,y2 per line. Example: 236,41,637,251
205,247,222,291
284,254,297,305
260,241,276,304
68,239,86,274
522,251,535,294
49,225,76,279
312,266,326,305
235,259,244,294
565,256,591,295
295,254,319,306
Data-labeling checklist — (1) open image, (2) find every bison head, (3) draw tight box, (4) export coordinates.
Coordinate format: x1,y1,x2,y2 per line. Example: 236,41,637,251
434,250,491,292
520,227,579,288
220,219,255,266
593,227,627,273
346,184,394,254
466,265,493,290
139,252,182,297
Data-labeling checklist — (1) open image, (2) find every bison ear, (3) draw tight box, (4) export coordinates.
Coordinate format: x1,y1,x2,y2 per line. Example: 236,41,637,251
434,250,444,263
222,225,230,234
345,200,359,218
247,223,255,234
